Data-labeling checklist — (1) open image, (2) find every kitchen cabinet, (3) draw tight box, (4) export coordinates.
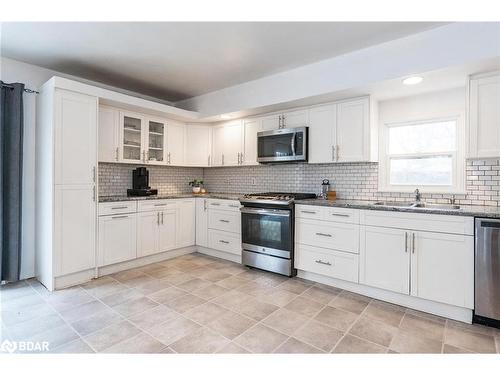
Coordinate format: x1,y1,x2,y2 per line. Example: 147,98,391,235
166,120,185,165
242,118,260,165
308,97,374,163
177,199,196,248
195,198,209,247
205,198,242,257
184,124,212,166
98,213,137,266
159,209,177,251
360,226,410,294
98,105,120,162
137,211,161,257
260,109,309,131
260,113,282,131
120,111,145,163
211,120,244,166
144,116,167,164
469,72,500,158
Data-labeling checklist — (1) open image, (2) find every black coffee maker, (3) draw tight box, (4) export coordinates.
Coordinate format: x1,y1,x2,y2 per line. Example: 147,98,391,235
127,167,158,196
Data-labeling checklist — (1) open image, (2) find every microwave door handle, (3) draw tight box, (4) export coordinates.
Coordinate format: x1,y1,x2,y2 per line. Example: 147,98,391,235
290,132,296,156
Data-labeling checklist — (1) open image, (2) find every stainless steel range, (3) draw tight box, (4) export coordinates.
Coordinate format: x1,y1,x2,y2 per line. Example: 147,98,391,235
239,192,316,276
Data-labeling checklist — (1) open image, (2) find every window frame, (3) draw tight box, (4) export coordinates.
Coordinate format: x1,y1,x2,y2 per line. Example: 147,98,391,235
378,115,465,194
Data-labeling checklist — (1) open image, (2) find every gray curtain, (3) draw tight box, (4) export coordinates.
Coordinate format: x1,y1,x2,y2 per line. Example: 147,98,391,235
1,81,24,282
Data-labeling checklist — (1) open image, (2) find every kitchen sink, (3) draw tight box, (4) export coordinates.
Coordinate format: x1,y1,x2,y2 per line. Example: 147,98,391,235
372,201,461,210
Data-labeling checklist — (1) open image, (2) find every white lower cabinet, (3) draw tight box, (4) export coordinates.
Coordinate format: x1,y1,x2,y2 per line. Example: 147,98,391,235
360,226,410,295
98,214,137,266
196,198,208,247
137,211,161,257
159,209,177,251
208,229,241,255
177,199,195,248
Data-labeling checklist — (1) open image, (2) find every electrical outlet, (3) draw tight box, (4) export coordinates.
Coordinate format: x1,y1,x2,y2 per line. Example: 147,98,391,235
251,178,257,186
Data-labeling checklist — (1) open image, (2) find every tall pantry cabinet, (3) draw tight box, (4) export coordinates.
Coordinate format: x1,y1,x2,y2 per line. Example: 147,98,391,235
36,86,98,291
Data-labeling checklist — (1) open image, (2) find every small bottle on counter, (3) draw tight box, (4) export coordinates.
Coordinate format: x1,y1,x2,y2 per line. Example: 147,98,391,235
321,179,330,199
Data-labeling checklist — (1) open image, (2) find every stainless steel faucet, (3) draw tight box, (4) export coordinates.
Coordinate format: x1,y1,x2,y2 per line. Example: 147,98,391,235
414,188,421,202
449,195,456,205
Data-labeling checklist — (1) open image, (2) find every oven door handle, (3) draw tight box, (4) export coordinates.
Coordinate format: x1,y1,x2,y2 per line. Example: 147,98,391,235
240,207,291,217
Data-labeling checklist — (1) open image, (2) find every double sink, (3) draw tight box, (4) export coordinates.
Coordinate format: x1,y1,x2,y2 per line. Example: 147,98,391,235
372,201,461,210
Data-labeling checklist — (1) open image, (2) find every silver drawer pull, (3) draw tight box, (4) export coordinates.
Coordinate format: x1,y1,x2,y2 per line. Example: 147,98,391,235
219,240,230,244
316,232,332,237
111,206,128,210
219,219,230,223
154,203,168,206
211,203,221,206
301,210,317,214
228,204,239,208
315,260,332,266
331,213,349,217
112,215,129,219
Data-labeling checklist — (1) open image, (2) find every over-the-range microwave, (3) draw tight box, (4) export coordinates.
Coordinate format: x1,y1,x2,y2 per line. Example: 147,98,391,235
257,126,308,163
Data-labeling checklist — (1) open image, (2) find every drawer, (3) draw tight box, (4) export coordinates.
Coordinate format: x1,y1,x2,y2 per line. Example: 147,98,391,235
296,218,359,254
208,229,241,255
99,201,137,216
325,207,359,224
295,244,359,283
295,205,324,220
360,210,474,235
138,199,178,212
207,199,241,212
208,210,241,233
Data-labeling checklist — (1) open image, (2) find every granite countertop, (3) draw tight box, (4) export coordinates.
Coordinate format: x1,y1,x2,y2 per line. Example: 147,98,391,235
99,192,243,203
296,198,500,218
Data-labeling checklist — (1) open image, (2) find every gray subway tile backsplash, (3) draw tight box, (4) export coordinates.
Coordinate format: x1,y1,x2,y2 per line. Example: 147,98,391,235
99,159,500,206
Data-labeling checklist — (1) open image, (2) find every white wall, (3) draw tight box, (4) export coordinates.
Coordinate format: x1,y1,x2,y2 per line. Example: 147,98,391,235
0,57,176,279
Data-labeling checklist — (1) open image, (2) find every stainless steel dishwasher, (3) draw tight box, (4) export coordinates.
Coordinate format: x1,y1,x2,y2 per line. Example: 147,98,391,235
474,218,500,327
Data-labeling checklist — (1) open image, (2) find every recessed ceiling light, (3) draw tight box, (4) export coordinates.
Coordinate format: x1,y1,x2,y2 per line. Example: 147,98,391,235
220,114,232,120
402,76,423,85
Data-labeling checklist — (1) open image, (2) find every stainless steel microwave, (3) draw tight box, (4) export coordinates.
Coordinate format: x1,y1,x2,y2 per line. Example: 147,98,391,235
257,127,308,163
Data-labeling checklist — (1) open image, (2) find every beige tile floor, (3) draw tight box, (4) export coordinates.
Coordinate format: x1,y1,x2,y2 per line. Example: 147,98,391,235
1,253,500,354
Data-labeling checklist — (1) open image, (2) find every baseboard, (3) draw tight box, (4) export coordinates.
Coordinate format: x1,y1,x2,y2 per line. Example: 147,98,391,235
298,270,473,324
196,246,241,264
53,269,96,291
98,246,197,276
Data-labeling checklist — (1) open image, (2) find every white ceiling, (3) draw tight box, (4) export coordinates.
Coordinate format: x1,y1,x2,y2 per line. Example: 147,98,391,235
1,22,446,102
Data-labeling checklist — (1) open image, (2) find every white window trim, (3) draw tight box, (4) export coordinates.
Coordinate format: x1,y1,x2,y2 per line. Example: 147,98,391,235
378,115,466,194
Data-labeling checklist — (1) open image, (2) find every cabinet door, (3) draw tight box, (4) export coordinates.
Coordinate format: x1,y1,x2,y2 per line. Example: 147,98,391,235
177,200,195,247
222,120,243,166
137,211,160,257
282,109,309,129
360,226,410,294
195,198,208,247
211,125,225,166
120,111,145,163
411,231,474,308
98,214,137,266
469,74,500,158
159,209,177,252
98,106,120,163
54,90,97,185
184,125,212,166
308,104,336,163
260,114,281,131
242,118,260,165
54,185,96,276
166,120,185,165
336,98,369,162
145,117,167,164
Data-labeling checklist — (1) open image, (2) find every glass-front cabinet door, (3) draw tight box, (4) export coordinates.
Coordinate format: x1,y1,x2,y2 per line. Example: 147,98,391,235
146,118,166,164
121,112,144,163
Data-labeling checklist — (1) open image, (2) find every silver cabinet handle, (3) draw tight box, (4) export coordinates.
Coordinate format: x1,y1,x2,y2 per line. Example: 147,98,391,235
111,206,128,210
228,204,239,208
92,166,96,182
315,260,332,266
278,115,282,129
167,152,171,164
316,232,332,237
219,219,230,223
332,145,335,161
412,232,416,254
300,210,317,214
240,153,244,164
282,114,286,128
211,203,221,206
208,155,211,166
222,154,224,165
219,240,229,244
405,232,408,253
237,152,240,164
115,147,119,161
203,199,207,211
92,185,96,202
112,215,129,219
157,212,160,225
336,145,340,161
331,213,349,218
154,203,167,207
161,211,164,225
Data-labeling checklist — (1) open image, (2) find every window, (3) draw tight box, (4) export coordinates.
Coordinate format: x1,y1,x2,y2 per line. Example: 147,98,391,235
379,118,464,193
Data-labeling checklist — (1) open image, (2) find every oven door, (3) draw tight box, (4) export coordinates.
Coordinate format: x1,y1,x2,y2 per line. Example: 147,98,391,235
240,207,292,258
257,127,307,163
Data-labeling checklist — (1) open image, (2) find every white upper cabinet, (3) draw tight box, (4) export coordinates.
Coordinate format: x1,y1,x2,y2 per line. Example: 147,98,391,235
260,109,309,131
469,72,500,158
260,113,281,131
166,120,185,166
98,105,120,163
184,124,212,167
144,116,167,164
212,120,244,166
54,90,97,185
120,111,145,164
242,118,260,165
308,104,337,163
